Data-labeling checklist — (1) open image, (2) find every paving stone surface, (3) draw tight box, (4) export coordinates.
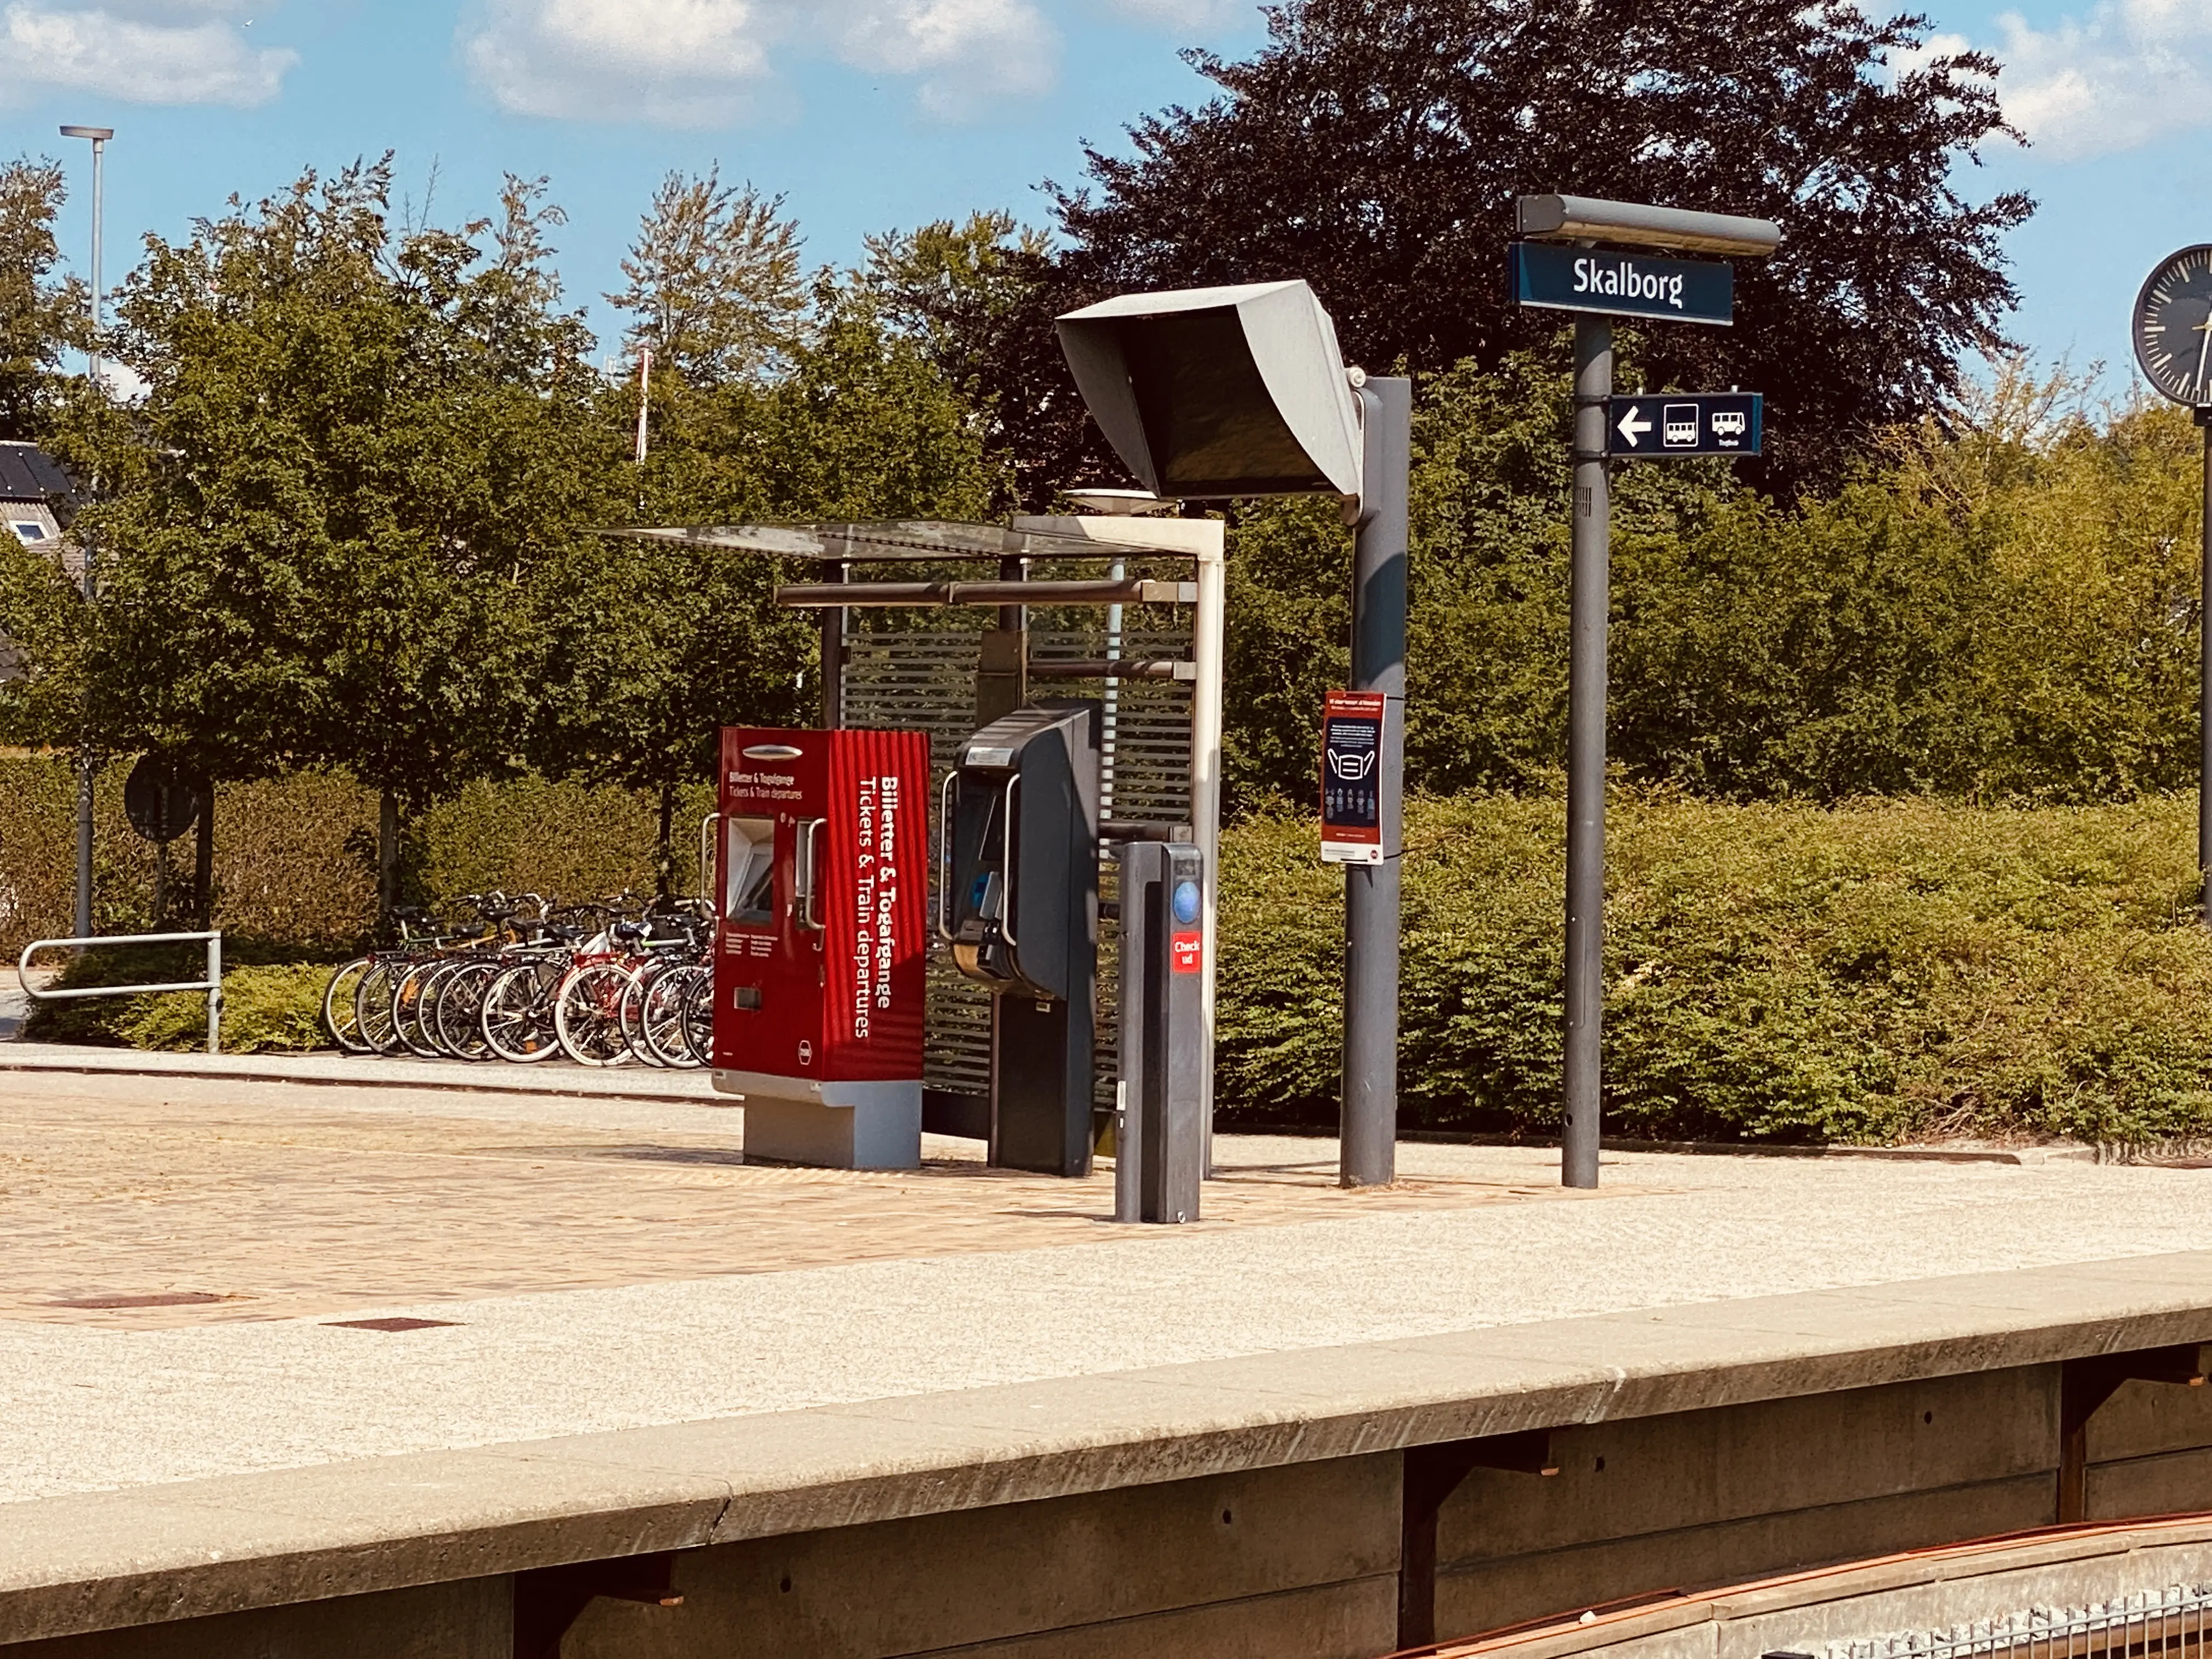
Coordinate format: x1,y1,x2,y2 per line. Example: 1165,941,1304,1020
0,1068,1576,1329
2,1064,2208,1505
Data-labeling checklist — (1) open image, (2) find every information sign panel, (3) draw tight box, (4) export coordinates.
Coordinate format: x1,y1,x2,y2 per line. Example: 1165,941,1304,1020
1509,241,1734,326
1606,392,1763,458
1321,690,1388,864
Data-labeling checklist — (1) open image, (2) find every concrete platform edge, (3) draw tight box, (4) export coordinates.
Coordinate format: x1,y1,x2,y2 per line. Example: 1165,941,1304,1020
5,1251,2212,1646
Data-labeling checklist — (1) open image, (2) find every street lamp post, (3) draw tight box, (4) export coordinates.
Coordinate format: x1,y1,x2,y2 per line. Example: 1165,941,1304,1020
1055,280,1407,1188
60,123,111,940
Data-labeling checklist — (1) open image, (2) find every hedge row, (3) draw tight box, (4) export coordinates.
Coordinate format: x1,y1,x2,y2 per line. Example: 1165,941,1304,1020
1218,792,2212,1146
0,756,713,960
13,755,2212,1144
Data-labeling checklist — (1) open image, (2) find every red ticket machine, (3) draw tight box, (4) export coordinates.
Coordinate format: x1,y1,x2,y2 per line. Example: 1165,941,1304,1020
712,726,930,1169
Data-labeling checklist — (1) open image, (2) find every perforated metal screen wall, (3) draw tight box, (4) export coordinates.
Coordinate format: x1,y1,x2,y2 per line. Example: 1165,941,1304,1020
839,618,1195,1113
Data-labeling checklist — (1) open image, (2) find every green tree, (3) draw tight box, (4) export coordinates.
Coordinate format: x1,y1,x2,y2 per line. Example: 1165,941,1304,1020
607,168,805,388
0,522,86,749
944,0,2035,499
532,273,1000,895
1221,353,2211,812
85,161,601,923
862,211,1061,510
0,155,87,442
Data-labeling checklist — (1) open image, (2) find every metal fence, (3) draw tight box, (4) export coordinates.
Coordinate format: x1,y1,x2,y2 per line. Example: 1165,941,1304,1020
1815,1583,2212,1659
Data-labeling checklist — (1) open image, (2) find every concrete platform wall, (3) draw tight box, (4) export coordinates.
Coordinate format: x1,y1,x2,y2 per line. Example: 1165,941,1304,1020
20,1360,2204,1659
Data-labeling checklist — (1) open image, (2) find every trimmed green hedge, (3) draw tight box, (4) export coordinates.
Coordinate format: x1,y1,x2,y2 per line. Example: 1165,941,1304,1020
21,768,2212,1145
1218,792,2212,1145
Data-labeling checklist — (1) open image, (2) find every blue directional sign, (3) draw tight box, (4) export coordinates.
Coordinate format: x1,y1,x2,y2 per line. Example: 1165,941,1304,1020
1606,393,1762,459
1509,241,1734,326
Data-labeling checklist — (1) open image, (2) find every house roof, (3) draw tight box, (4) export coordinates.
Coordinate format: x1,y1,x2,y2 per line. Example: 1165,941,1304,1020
0,441,71,503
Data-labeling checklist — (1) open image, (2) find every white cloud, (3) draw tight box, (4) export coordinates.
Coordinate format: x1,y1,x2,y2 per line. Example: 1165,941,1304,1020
1962,0,2212,160
461,0,1059,126
0,0,295,107
1093,0,1250,27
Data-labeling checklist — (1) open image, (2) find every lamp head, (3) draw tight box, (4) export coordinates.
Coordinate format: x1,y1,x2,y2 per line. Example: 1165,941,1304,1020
59,126,114,142
1056,279,1363,500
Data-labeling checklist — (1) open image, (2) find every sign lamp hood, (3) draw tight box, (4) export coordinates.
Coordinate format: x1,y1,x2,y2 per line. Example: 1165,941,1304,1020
1515,194,1781,258
1056,280,1364,499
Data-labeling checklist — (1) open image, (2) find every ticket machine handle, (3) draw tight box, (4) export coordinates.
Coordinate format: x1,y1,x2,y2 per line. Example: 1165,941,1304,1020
936,769,1021,949
699,812,721,917
998,772,1021,950
936,772,957,944
797,817,826,932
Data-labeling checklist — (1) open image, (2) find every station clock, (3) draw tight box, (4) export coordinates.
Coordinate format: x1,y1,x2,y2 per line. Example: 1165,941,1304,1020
2132,245,2212,405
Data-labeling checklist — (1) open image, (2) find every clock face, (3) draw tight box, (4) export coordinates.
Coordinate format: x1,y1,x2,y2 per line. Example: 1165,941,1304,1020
2134,245,2212,405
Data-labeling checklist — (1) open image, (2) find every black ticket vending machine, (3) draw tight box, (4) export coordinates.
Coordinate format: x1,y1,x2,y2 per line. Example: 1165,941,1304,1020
941,703,1101,1177
1114,840,1206,1223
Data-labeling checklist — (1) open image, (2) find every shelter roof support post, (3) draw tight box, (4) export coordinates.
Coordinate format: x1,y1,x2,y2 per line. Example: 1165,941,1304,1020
1341,377,1410,1190
975,555,1028,725
820,558,845,730
1189,521,1227,1178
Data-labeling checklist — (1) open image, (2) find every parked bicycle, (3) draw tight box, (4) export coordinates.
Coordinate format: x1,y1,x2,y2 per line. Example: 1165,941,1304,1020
319,891,718,1069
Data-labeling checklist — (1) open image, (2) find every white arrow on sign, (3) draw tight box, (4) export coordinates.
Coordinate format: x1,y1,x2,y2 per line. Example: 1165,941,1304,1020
1616,405,1652,449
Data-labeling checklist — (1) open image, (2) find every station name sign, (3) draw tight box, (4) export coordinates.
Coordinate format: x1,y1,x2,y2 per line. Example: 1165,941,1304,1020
1509,242,1734,327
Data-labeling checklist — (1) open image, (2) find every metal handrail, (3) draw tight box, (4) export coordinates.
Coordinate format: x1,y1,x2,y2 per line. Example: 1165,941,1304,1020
16,929,223,1054
698,812,720,912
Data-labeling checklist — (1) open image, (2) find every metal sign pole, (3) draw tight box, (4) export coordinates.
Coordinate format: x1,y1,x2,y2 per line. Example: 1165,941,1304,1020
1563,315,1612,1190
2200,413,2211,926
1508,196,1778,1192
1341,376,1410,1189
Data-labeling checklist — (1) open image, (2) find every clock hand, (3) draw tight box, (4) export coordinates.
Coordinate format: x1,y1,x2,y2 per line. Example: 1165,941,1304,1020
2193,312,2212,399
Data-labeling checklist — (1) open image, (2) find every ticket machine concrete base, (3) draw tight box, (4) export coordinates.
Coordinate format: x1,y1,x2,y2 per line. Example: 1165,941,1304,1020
714,1073,923,1171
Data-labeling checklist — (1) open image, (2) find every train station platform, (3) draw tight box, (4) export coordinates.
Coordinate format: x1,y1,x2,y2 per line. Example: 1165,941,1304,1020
1,1062,2209,1657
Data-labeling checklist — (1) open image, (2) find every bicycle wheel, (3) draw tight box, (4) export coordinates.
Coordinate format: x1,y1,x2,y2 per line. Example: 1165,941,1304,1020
391,960,448,1059
681,964,716,1069
355,959,407,1056
641,963,704,1068
620,957,678,1065
434,960,498,1060
555,963,636,1066
411,961,458,1058
482,961,562,1063
321,957,373,1052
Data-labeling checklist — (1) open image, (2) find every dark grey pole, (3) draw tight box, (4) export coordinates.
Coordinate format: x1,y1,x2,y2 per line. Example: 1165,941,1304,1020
2200,416,2211,924
820,558,845,730
1341,375,1411,1189
73,527,93,938
1563,317,1611,1189
68,127,106,942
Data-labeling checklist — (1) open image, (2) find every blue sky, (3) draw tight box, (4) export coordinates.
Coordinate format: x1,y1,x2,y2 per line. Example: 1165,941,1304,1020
1,0,2202,393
